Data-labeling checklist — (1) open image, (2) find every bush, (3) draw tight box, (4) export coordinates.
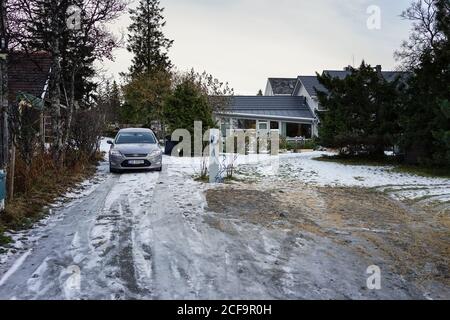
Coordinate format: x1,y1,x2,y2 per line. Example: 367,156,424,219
69,108,107,161
280,137,317,151
303,139,318,150
280,137,292,150
0,226,12,246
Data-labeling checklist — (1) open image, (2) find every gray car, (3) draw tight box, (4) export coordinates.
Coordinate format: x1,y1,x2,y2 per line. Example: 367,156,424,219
107,128,163,173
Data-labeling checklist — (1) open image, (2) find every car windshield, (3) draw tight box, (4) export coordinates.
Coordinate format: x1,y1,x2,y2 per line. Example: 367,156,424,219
115,132,156,144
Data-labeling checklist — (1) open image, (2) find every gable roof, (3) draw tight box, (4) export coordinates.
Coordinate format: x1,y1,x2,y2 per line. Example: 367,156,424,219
296,76,327,97
8,52,52,102
217,96,315,121
324,70,406,82
268,78,297,95
296,70,408,97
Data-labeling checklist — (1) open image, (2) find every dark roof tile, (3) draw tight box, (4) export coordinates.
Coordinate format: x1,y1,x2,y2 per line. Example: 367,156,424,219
219,96,314,120
298,70,408,97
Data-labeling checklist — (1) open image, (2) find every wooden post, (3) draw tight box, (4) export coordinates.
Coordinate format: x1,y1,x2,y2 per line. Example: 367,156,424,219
40,111,45,150
0,0,8,208
8,141,14,200
0,53,7,169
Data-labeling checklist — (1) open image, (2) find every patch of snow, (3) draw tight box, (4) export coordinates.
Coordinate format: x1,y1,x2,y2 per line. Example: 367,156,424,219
0,250,32,287
161,151,449,203
234,152,450,202
100,137,113,155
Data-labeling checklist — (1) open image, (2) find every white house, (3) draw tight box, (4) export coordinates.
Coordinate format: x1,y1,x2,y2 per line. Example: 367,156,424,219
215,66,406,140
215,96,315,140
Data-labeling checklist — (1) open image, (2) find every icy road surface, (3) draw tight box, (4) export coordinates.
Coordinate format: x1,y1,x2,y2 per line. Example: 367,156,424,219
0,150,448,300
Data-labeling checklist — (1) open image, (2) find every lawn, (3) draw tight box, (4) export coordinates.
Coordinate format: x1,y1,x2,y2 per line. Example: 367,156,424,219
314,155,450,178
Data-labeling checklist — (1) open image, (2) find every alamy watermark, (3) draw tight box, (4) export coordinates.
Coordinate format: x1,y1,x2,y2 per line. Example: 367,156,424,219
170,121,282,181
366,265,381,290
66,5,82,31
367,5,381,30
62,265,81,298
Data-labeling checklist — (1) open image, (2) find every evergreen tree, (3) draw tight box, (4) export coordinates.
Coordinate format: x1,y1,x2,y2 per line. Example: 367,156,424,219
127,0,173,76
397,0,449,166
163,79,215,136
317,62,402,157
110,81,122,122
102,80,122,123
257,89,263,96
122,70,172,125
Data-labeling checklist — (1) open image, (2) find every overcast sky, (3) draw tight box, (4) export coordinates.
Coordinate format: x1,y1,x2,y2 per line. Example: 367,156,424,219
99,0,413,95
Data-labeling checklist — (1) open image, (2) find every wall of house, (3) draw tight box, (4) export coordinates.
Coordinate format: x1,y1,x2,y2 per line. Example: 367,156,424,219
296,85,318,112
295,86,319,137
264,81,274,96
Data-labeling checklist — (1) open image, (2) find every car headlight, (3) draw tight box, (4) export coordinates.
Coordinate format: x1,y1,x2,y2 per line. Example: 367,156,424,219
110,149,123,157
149,150,162,157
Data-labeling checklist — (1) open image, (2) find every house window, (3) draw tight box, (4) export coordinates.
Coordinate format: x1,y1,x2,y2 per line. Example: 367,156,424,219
270,121,279,130
286,123,312,139
258,121,268,131
237,119,256,130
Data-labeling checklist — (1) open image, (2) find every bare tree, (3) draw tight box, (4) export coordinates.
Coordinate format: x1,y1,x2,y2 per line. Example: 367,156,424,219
60,0,126,159
7,0,126,165
173,69,234,113
395,0,446,68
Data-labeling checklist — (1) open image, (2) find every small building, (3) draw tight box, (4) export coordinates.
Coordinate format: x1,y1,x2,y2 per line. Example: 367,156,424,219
8,52,54,143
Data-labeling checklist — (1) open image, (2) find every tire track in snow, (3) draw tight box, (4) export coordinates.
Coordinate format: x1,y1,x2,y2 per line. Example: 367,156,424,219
85,171,160,299
0,250,32,287
141,169,214,299
0,160,120,299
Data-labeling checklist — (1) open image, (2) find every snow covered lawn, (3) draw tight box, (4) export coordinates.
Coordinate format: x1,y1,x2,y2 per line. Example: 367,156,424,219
232,152,450,204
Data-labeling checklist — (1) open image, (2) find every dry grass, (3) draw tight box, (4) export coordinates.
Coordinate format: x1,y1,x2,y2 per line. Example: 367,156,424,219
1,151,98,232
205,183,450,289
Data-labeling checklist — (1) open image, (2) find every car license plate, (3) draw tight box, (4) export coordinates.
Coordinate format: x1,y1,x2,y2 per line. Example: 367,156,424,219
129,160,145,165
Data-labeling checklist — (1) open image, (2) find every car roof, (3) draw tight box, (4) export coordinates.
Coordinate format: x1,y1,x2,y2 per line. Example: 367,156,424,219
118,128,153,133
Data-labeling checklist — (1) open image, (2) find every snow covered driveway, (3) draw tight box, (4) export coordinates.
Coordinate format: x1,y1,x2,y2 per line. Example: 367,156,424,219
0,151,448,300
0,156,306,300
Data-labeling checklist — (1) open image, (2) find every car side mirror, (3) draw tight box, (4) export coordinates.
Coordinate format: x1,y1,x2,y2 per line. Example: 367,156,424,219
107,140,114,145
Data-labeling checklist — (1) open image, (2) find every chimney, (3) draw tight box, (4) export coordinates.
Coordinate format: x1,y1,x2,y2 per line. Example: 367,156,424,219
375,65,382,77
